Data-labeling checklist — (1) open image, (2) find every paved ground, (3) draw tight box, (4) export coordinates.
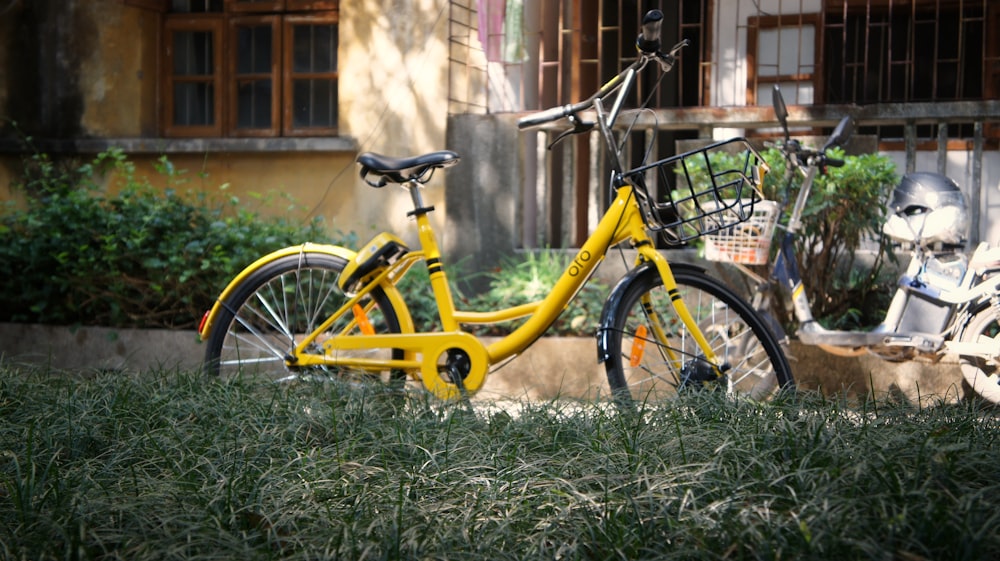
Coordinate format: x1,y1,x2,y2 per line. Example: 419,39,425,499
0,324,966,406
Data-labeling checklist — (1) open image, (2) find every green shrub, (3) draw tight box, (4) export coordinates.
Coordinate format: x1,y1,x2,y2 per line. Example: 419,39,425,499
0,149,603,336
763,146,899,329
676,144,899,330
467,249,608,336
0,149,351,329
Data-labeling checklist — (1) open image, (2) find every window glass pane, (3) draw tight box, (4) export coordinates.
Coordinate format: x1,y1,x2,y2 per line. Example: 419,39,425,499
173,30,214,75
170,0,222,13
758,26,814,77
759,81,813,106
173,82,215,125
292,78,336,127
237,25,273,74
237,80,273,128
292,24,338,72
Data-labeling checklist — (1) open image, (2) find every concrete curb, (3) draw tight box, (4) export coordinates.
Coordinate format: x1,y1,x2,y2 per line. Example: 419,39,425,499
0,324,966,405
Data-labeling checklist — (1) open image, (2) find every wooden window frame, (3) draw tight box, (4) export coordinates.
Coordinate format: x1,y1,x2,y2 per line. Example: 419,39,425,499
228,1,338,13
162,3,338,138
823,0,994,105
286,0,338,11
163,16,224,137
228,0,284,13
746,13,822,106
281,12,339,137
123,0,168,11
229,15,281,137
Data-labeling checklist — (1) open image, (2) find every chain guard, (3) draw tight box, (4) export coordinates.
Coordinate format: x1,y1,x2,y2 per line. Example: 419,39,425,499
420,333,489,401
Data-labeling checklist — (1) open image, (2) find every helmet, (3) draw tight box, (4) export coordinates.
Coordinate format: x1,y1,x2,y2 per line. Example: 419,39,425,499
882,172,968,246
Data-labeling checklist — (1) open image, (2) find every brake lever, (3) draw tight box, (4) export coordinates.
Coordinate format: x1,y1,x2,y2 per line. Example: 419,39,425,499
668,39,691,56
655,39,689,72
547,116,596,149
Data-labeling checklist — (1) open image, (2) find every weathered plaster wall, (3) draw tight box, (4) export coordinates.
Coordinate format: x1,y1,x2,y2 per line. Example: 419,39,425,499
338,0,452,241
0,0,452,241
78,3,159,137
107,151,362,236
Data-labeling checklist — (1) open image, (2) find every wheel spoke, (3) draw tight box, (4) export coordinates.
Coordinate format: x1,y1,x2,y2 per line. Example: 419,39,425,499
605,265,792,406
203,253,405,383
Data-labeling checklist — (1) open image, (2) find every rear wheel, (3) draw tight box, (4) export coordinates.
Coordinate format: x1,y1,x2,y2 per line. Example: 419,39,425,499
603,265,794,407
958,307,1000,404
203,252,406,385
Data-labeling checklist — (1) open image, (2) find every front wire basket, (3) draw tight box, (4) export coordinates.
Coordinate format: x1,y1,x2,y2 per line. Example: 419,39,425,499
620,138,769,245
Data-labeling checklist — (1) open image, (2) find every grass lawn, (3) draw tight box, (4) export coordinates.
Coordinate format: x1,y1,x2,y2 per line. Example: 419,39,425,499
1,365,998,560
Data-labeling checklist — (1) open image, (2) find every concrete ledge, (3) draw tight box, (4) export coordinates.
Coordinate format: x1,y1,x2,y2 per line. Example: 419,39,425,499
0,324,966,405
0,323,204,373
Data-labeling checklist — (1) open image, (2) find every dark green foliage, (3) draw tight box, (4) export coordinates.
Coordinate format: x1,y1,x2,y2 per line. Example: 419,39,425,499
1,366,998,560
760,146,899,329
467,248,609,336
0,149,349,329
680,146,899,330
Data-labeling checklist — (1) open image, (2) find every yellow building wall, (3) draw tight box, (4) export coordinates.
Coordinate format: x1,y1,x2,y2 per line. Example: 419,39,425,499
0,0,452,244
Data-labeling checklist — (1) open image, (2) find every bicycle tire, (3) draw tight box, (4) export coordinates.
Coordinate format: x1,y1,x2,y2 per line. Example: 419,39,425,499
602,264,794,406
203,252,406,384
958,306,1000,404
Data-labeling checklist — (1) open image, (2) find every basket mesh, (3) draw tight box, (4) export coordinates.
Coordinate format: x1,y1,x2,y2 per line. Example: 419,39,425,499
620,138,768,244
703,200,779,265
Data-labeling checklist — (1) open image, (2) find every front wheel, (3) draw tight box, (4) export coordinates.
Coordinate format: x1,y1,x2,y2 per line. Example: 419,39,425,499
602,264,794,406
203,252,406,384
958,306,1000,404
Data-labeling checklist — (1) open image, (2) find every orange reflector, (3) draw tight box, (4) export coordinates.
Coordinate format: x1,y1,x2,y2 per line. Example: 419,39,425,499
353,304,375,335
629,324,648,367
198,310,210,336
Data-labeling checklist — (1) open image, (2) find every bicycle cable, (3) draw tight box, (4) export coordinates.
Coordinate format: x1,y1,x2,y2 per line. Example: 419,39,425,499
609,65,670,270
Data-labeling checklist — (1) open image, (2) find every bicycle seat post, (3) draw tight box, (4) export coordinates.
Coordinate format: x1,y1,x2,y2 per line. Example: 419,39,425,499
405,179,432,215
401,176,459,331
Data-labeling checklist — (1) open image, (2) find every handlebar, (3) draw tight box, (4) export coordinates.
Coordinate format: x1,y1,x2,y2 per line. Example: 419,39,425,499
517,9,684,132
771,139,845,169
517,99,593,130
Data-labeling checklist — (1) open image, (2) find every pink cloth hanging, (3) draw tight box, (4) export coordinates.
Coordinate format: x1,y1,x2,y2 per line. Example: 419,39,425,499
477,0,506,62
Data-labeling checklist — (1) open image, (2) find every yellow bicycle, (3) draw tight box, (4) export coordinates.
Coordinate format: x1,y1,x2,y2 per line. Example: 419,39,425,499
198,10,793,406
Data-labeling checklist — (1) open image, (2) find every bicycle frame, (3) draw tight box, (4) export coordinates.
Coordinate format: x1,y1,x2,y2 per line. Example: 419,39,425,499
199,34,758,400
285,174,716,400
737,162,821,326
296,62,719,399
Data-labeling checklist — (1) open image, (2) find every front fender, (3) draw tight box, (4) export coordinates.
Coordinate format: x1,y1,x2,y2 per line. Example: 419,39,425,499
198,243,358,341
595,261,707,363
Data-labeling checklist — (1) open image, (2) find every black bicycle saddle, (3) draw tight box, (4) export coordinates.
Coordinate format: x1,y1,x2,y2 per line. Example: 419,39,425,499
357,150,460,187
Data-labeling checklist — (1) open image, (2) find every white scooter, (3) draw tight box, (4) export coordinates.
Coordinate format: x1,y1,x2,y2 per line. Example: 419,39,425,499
714,85,1000,403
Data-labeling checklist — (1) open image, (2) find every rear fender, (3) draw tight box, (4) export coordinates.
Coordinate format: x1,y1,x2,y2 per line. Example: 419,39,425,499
198,243,386,341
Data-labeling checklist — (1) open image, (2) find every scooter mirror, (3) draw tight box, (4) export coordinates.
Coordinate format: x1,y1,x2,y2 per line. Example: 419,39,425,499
823,115,854,151
772,84,790,141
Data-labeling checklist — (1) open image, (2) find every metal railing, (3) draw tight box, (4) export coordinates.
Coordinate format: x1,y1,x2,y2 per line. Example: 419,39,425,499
521,101,1000,249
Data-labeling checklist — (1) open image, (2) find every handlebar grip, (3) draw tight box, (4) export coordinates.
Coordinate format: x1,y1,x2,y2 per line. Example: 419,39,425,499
825,157,845,168
517,99,591,129
636,9,663,53
517,105,571,129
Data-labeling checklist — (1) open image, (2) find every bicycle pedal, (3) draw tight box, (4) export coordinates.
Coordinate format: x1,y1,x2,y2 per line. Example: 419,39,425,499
338,232,409,294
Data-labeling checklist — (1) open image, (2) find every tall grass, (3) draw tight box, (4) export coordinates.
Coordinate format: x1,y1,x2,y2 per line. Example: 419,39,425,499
1,364,998,560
